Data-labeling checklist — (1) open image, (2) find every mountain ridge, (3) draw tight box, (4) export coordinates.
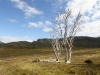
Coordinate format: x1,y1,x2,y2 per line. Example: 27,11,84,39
0,36,100,48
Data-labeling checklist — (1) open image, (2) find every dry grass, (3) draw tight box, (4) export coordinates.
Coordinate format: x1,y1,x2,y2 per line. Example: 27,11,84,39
0,47,100,75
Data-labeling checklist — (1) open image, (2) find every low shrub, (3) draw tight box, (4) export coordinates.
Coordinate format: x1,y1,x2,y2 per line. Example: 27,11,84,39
84,59,93,64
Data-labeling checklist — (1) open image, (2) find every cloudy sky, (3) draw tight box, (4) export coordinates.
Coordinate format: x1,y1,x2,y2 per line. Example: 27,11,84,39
0,0,100,43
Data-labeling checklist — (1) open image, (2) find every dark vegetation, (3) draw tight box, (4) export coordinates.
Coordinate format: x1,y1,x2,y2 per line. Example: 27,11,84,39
0,36,100,49
84,59,94,64
74,36,100,48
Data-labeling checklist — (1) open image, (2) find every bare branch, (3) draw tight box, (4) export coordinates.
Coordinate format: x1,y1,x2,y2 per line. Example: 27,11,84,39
50,9,83,63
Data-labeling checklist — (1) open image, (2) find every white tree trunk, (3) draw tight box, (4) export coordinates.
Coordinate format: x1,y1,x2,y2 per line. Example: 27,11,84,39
55,52,60,62
65,50,72,63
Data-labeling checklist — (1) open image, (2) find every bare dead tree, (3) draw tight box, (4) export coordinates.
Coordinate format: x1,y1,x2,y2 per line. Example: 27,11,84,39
50,32,62,62
51,9,83,63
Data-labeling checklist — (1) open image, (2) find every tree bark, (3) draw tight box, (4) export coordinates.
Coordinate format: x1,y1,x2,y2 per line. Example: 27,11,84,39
64,47,72,63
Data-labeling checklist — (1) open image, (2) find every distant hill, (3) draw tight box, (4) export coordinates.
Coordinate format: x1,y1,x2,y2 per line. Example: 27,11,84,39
0,36,100,48
0,41,4,44
73,36,100,48
0,41,5,47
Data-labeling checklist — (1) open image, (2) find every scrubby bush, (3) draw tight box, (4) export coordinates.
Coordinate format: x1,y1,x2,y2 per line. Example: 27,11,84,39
84,59,94,64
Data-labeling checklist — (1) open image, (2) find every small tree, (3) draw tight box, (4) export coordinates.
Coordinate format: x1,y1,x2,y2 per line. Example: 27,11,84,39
51,9,83,63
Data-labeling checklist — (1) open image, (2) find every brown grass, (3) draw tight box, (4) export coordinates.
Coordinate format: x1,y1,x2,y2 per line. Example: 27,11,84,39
0,47,100,75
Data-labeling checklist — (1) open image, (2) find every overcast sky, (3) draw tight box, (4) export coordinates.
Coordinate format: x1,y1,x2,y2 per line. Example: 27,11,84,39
0,0,100,43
